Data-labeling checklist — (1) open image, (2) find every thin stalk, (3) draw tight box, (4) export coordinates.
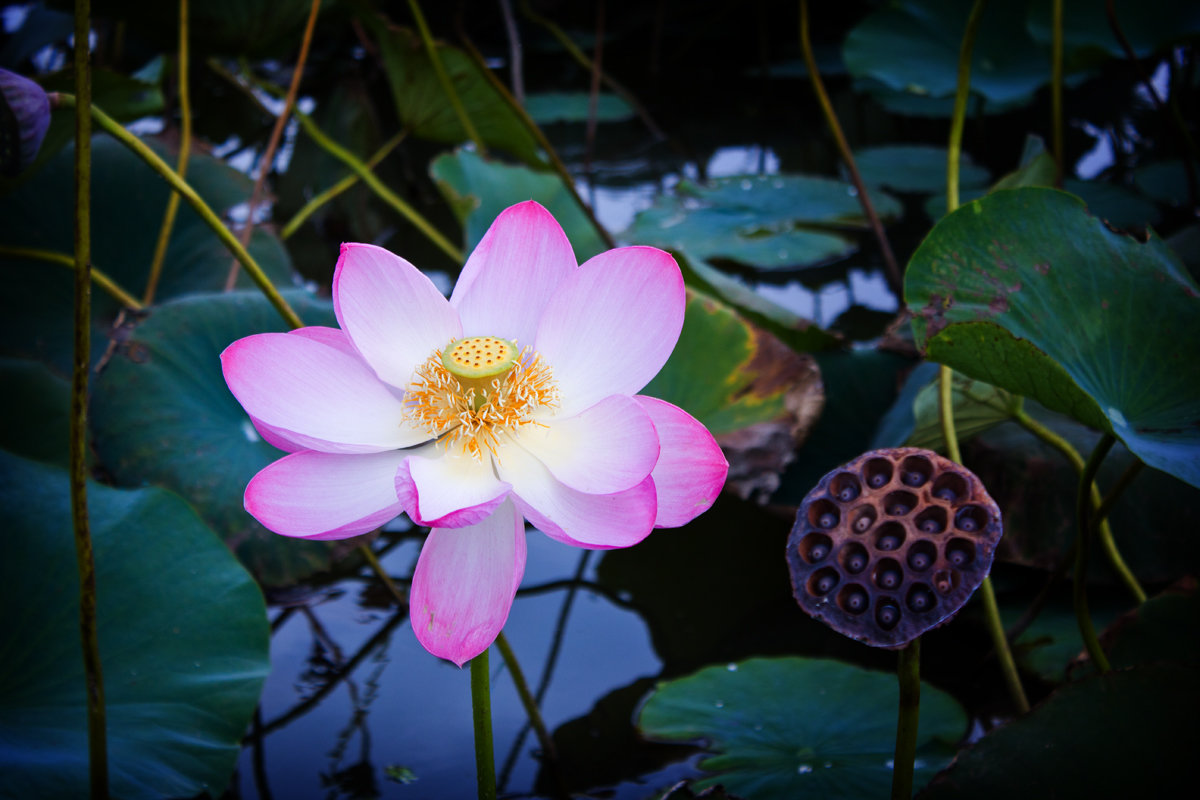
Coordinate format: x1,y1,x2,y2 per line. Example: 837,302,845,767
54,93,305,329
407,0,486,155
947,0,987,214
979,574,1029,712
224,0,322,290
237,71,463,264
799,0,901,292
280,131,407,240
144,0,191,305
1012,408,1145,604
1092,459,1144,537
470,649,497,800
890,639,920,800
1051,0,1064,187
0,246,143,309
583,0,604,178
497,0,524,104
72,1,108,795
358,544,406,608
1074,434,1115,673
456,32,616,249
493,633,565,797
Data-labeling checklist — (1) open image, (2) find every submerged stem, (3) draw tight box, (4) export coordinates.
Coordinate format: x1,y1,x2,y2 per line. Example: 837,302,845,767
470,649,497,800
494,633,565,796
1075,434,1116,673
891,639,920,800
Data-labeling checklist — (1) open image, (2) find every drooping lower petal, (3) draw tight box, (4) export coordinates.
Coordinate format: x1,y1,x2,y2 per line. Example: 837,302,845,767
245,450,407,539
534,245,685,417
635,396,728,527
450,200,577,345
410,500,526,666
499,442,658,548
222,332,428,453
396,446,512,528
519,395,659,494
333,242,462,391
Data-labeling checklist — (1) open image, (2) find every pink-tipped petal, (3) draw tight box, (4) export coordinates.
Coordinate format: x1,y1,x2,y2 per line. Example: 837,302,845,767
222,333,428,453
410,500,526,666
534,246,685,416
289,325,359,356
245,450,407,539
635,396,728,527
519,395,659,494
450,201,577,345
334,242,462,390
498,442,657,548
249,415,303,453
396,447,512,528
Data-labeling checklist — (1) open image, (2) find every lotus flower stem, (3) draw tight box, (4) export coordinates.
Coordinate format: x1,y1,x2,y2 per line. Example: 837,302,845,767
1075,434,1115,673
0,246,142,310
890,638,920,800
53,93,305,329
947,0,987,214
471,649,497,800
407,0,487,156
71,0,109,795
144,0,192,305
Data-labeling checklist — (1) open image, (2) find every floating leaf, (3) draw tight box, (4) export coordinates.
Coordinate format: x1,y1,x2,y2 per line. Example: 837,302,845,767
906,187,1200,488
920,665,1198,799
430,148,607,260
0,356,70,467
638,657,966,800
854,145,989,194
1026,0,1200,59
89,290,357,586
524,91,634,124
0,451,269,799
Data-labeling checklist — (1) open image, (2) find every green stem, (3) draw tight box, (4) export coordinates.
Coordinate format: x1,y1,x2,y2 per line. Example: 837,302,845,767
0,246,143,309
357,544,406,608
1075,434,1115,672
407,0,486,155
230,69,463,265
1012,408,1145,604
1051,0,1064,187
72,2,108,796
890,638,920,800
470,649,497,800
799,0,901,292
280,131,407,240
224,0,321,290
455,31,616,250
144,0,191,305
493,632,563,794
947,0,987,214
54,93,304,329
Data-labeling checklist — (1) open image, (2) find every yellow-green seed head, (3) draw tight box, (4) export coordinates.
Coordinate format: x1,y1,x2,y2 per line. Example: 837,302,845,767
441,336,519,407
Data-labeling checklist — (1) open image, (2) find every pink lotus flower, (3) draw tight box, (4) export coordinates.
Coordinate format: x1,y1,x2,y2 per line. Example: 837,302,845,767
221,201,728,665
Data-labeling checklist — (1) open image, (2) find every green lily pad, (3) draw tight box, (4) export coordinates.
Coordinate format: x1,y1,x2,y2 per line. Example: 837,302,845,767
1134,160,1191,207
1026,0,1200,59
906,187,1200,488
1063,178,1161,229
872,366,1021,452
0,135,294,373
375,25,542,166
920,664,1198,799
430,148,607,260
89,290,356,586
625,174,901,272
1011,592,1127,683
524,91,634,124
0,451,269,799
854,145,990,194
1104,579,1200,669
843,0,1052,113
637,657,967,800
0,356,70,467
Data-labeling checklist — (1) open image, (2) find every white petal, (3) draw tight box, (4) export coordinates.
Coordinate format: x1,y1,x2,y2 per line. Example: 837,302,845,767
396,446,512,528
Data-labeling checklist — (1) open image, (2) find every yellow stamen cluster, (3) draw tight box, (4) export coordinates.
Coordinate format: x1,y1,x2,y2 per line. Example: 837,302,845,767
404,339,559,460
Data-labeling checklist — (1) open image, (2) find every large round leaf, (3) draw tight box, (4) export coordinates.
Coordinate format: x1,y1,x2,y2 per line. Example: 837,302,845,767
0,135,293,373
637,657,966,800
89,290,354,586
920,665,1197,799
905,188,1200,488
854,145,990,195
0,451,269,799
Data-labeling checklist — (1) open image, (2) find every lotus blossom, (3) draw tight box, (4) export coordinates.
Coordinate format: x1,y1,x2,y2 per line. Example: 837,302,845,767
221,201,728,665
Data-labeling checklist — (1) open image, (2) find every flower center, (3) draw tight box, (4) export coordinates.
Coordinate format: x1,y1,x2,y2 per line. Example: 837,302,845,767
404,336,558,460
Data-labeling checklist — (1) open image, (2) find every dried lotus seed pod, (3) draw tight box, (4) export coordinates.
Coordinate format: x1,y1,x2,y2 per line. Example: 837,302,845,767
786,447,1002,648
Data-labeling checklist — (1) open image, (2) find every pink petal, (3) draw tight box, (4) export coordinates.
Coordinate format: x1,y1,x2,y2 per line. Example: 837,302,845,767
245,450,407,539
498,443,658,548
249,415,302,453
289,325,358,357
410,500,526,666
395,447,513,528
635,396,728,527
450,201,577,346
333,242,462,390
518,395,659,494
222,333,429,453
534,246,684,417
